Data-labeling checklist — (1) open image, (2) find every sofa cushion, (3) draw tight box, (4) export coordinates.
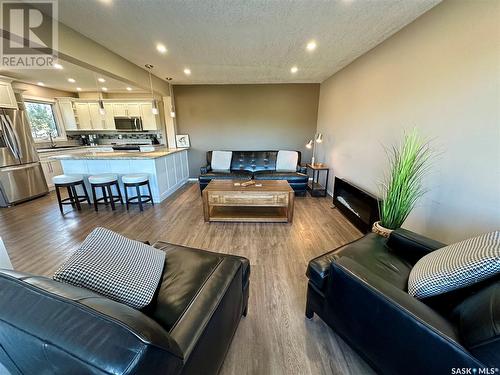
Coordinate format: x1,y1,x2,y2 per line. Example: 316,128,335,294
148,242,250,332
199,170,252,182
211,151,232,171
276,150,298,172
53,227,165,309
408,231,500,299
453,282,500,367
307,233,413,292
253,171,308,182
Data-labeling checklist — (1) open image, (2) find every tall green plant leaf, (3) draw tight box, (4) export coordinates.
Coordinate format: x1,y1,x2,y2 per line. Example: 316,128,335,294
379,129,432,229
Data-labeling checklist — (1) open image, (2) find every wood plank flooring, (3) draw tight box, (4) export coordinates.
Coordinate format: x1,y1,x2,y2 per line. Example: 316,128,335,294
0,182,374,375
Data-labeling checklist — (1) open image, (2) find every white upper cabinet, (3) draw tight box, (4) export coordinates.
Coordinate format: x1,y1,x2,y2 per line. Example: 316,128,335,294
112,103,127,117
0,80,18,109
74,102,92,129
57,99,160,131
103,103,115,130
140,102,158,130
57,99,77,130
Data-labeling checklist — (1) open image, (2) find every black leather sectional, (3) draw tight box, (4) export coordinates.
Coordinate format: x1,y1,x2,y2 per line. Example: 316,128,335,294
306,229,500,374
198,150,308,195
0,242,250,375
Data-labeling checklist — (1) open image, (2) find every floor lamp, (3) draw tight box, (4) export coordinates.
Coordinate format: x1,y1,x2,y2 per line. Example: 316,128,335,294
306,133,323,165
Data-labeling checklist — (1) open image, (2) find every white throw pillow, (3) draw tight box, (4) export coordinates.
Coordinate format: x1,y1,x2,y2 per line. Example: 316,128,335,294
211,151,232,172
276,150,298,172
408,231,500,299
53,227,165,309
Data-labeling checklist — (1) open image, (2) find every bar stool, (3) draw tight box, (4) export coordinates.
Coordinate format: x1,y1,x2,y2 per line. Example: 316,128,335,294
122,173,154,211
52,174,90,214
88,174,123,212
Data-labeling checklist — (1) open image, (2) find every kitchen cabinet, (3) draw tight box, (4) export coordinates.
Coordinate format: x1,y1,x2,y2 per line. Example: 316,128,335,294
112,103,127,117
74,103,92,130
40,159,63,191
57,99,160,131
103,103,116,130
0,80,18,109
57,99,77,130
140,102,158,130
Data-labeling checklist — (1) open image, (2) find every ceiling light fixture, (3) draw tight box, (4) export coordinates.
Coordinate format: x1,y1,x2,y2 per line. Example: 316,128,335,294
126,87,132,91
53,63,63,69
97,78,105,83
290,66,298,74
101,87,108,92
183,68,191,76
67,78,76,83
93,73,106,115
156,43,167,54
168,83,176,118
306,40,317,51
37,82,44,86
76,87,82,91
146,64,159,116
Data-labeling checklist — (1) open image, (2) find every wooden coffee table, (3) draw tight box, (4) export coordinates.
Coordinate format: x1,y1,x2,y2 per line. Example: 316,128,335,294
202,180,295,223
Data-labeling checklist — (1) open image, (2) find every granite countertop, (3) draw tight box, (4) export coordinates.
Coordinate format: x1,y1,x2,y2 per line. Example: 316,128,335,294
49,147,188,160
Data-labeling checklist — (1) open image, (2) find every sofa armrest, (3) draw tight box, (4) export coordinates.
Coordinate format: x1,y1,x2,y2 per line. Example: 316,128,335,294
297,165,307,174
200,165,212,174
325,258,484,372
387,228,445,264
306,249,340,291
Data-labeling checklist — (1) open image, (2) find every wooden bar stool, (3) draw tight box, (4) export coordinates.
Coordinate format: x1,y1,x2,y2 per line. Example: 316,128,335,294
122,174,154,211
52,174,90,214
88,174,123,212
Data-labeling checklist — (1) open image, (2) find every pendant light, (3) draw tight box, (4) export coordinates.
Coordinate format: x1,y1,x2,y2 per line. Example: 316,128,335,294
146,64,159,116
94,73,106,115
168,81,176,118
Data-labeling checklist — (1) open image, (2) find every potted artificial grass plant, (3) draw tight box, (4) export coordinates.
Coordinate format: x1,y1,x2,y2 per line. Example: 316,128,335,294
373,129,433,237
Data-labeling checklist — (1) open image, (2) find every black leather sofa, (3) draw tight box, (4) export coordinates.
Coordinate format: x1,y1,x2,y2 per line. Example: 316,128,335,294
306,229,500,374
0,242,250,375
199,150,308,195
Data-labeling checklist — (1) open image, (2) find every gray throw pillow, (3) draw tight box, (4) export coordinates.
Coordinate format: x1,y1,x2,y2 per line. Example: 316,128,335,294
408,231,500,299
53,227,165,309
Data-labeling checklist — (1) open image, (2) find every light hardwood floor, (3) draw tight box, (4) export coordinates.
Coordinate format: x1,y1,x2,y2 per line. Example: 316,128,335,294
0,182,374,375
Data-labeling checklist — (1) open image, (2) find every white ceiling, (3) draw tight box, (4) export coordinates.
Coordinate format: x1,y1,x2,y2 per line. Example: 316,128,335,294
0,59,145,93
57,0,441,84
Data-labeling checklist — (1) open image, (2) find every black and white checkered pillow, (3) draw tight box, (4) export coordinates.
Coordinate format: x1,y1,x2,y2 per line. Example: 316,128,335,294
408,231,500,299
53,227,165,309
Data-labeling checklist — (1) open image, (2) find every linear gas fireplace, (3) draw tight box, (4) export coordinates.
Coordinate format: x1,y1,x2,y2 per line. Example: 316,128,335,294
333,177,380,233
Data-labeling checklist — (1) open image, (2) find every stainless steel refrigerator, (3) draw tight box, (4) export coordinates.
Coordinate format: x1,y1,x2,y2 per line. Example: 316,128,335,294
0,108,48,207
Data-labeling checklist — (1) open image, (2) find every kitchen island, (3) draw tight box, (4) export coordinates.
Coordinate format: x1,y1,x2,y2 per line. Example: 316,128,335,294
51,148,189,203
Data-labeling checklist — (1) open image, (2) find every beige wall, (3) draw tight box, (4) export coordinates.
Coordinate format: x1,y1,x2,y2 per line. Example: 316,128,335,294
316,0,500,243
174,84,319,176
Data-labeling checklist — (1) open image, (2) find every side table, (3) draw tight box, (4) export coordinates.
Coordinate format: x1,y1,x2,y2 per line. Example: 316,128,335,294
306,163,330,197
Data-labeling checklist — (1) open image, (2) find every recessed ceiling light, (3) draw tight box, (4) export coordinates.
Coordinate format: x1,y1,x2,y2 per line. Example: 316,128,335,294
183,68,191,76
156,43,167,54
53,63,63,69
67,78,76,83
101,87,108,92
306,40,317,51
126,87,132,91
37,82,45,86
97,77,105,83
76,87,82,91
290,66,298,74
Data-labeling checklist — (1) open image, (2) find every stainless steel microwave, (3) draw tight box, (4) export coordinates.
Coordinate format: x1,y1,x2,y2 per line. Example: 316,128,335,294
114,117,143,131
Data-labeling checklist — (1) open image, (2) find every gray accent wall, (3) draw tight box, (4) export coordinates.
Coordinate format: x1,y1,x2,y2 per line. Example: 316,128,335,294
174,84,319,177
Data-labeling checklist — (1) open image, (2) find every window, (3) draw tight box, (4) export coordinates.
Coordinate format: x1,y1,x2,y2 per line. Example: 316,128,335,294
24,100,60,140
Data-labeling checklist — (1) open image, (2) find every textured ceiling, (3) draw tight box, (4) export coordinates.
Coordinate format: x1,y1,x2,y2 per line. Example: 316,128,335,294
57,0,441,84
